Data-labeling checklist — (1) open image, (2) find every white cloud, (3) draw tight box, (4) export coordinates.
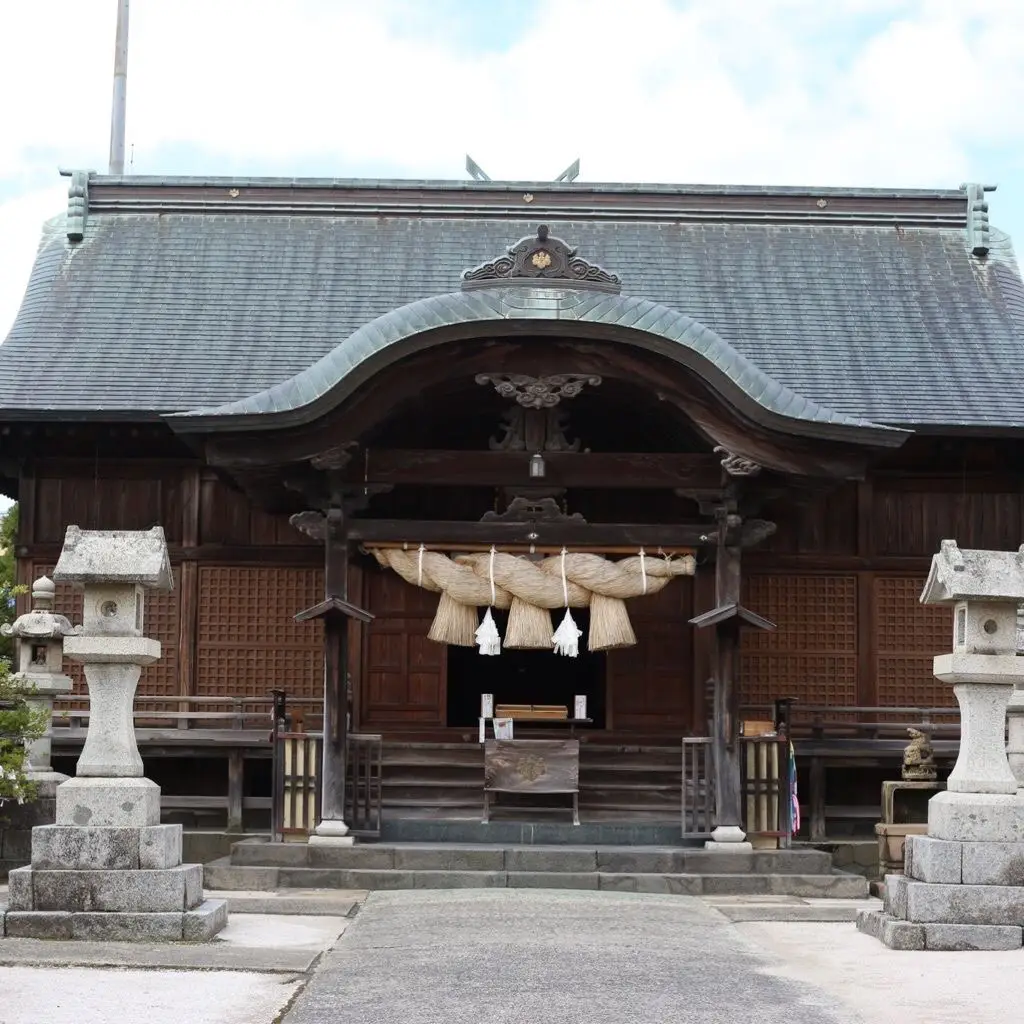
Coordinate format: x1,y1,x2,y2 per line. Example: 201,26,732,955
1,0,1023,338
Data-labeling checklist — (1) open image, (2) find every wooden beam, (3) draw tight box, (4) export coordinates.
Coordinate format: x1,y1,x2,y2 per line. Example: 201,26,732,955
346,519,714,548
350,450,725,490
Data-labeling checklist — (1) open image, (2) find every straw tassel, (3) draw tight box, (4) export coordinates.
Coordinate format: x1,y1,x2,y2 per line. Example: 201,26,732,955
552,548,581,657
475,546,503,656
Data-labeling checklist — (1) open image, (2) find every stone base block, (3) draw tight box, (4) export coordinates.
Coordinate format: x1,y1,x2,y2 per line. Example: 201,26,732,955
3,902,228,943
308,834,355,848
928,791,1024,842
905,835,962,884
882,873,909,919
72,911,184,942
5,910,74,940
923,923,1023,951
907,834,1024,887
31,824,182,871
19,863,203,913
961,841,1024,886
183,899,228,941
856,909,925,950
7,866,32,911
56,777,160,828
857,910,1021,950
905,879,1024,926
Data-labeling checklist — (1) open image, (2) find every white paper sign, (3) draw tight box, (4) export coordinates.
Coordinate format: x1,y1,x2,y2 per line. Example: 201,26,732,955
478,716,486,744
481,693,494,718
493,717,514,740
574,695,587,720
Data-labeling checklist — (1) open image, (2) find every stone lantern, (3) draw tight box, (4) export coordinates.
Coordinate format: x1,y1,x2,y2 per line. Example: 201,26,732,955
0,577,75,874
1,575,75,779
4,526,226,941
859,540,1024,951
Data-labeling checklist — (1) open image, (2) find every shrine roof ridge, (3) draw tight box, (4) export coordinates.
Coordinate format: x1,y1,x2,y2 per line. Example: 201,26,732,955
75,172,974,228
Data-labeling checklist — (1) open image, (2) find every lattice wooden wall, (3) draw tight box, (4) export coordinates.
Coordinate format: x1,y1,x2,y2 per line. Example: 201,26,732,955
195,566,324,700
33,562,181,708
740,575,858,706
875,576,954,707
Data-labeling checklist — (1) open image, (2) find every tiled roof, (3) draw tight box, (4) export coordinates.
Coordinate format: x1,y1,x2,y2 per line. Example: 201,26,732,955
1,176,1022,429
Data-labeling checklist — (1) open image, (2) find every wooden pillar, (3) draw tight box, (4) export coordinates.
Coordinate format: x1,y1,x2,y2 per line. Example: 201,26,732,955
711,519,745,837
314,506,352,841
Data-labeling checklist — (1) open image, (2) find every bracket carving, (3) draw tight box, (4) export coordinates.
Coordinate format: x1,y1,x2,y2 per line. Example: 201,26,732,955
476,373,601,409
481,495,586,525
714,446,762,477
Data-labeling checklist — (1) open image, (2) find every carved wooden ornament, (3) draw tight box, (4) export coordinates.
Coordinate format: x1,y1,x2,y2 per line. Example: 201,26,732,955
462,225,622,292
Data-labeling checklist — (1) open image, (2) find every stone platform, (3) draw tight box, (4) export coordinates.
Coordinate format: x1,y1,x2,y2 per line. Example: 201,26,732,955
856,834,1024,950
2,823,226,941
206,839,870,898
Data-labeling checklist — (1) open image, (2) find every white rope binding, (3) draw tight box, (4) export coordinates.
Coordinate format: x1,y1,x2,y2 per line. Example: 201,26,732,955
551,547,582,657
639,548,648,596
475,545,502,656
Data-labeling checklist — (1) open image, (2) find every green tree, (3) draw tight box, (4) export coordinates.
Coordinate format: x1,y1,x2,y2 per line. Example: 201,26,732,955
0,504,19,663
0,658,47,807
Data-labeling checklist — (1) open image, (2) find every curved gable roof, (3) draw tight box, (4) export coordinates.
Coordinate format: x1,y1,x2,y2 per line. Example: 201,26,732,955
168,286,902,445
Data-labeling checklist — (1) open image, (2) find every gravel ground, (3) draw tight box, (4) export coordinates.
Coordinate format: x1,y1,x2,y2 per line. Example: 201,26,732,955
738,921,1024,1024
0,967,299,1024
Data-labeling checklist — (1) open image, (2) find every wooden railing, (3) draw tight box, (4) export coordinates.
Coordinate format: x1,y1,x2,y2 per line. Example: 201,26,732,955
269,731,383,841
49,695,323,830
740,704,961,744
682,736,792,844
740,703,963,841
51,694,324,735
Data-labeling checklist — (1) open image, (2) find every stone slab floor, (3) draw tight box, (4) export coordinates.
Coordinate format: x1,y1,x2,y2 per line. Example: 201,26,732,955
4,892,1024,1022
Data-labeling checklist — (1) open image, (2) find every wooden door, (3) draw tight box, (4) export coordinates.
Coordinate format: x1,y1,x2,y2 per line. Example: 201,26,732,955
360,566,447,727
606,579,694,733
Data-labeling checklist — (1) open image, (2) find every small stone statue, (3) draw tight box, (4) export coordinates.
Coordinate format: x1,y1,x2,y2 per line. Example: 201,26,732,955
902,727,937,781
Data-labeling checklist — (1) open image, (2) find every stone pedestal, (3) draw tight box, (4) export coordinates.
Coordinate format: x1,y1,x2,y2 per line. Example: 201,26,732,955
0,526,228,940
882,780,944,825
309,818,355,847
704,824,752,852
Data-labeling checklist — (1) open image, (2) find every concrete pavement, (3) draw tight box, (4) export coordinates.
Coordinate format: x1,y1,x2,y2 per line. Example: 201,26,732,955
282,889,850,1024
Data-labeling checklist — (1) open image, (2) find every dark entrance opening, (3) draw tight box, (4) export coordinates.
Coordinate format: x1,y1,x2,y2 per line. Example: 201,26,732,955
446,609,606,728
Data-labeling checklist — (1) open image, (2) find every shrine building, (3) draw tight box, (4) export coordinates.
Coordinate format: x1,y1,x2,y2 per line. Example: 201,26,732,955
1,173,1022,847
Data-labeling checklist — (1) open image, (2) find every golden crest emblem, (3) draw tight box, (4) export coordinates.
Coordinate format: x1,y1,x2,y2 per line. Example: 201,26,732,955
530,250,553,269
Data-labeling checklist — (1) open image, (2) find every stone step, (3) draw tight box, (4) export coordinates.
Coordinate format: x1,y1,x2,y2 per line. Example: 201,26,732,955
229,839,834,877
204,858,867,898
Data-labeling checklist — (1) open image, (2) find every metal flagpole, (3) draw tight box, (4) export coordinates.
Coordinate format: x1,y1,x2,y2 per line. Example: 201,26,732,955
108,0,130,174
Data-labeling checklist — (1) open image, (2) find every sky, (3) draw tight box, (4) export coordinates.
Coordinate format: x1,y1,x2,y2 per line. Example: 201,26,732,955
1,0,1023,389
